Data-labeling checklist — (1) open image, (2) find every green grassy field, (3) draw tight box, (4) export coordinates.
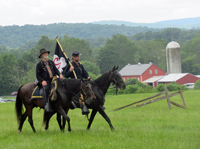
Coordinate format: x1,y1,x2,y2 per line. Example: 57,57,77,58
0,90,200,149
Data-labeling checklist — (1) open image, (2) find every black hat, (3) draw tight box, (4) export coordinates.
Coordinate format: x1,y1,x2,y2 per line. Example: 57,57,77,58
38,49,50,58
72,51,80,57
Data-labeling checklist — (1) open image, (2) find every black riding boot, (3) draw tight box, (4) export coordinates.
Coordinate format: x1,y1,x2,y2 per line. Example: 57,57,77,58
79,100,90,115
82,105,90,115
69,101,77,109
43,86,53,112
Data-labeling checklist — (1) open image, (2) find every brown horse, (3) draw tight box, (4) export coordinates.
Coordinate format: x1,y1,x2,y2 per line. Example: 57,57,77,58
15,78,95,133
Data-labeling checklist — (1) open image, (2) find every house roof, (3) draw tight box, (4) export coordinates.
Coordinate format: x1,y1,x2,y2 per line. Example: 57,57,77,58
157,73,188,82
143,76,165,83
119,63,153,76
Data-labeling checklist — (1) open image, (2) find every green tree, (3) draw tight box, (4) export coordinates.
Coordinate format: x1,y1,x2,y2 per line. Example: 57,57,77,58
98,34,138,73
81,61,100,76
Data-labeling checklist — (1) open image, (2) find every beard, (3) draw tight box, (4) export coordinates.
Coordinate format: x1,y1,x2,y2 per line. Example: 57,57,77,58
43,56,48,60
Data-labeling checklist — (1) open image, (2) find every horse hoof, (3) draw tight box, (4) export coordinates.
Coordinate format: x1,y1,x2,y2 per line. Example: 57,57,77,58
17,130,21,133
42,129,46,132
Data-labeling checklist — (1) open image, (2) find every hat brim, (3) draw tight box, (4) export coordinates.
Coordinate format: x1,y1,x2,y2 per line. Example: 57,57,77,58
38,51,50,58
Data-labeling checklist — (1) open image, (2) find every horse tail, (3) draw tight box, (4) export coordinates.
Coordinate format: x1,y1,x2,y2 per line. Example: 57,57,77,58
15,85,24,124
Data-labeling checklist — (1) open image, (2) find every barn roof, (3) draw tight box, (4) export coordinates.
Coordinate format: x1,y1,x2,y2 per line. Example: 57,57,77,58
157,73,188,82
143,76,165,83
119,63,153,76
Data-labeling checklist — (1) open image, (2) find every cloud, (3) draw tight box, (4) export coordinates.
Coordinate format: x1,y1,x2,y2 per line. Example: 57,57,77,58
0,0,200,26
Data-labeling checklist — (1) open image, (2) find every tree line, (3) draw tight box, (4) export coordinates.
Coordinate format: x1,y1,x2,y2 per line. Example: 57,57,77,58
1,30,200,95
0,23,159,48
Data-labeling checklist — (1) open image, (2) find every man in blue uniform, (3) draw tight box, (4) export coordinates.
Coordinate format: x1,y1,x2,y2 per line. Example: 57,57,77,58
36,49,63,112
64,51,91,115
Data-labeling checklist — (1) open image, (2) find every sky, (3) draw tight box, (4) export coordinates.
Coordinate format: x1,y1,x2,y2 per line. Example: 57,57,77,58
1,0,200,26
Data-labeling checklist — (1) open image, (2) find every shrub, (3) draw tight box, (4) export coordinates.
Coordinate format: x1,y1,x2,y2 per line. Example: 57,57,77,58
194,80,200,90
125,78,138,86
167,82,179,91
156,82,189,92
156,84,165,92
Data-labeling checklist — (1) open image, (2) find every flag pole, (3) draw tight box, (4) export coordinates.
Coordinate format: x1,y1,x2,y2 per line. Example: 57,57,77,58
55,37,85,104
55,37,77,79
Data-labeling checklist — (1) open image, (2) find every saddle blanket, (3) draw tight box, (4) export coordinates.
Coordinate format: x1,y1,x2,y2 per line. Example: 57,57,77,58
31,86,43,99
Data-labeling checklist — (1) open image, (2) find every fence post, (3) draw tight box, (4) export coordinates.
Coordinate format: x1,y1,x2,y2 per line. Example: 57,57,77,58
164,86,171,109
179,90,186,108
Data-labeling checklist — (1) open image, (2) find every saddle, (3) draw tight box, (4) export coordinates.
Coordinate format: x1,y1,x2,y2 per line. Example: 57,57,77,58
31,86,43,99
31,76,58,100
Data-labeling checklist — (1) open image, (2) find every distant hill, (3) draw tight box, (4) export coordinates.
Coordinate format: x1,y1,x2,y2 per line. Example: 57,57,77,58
92,17,200,29
0,23,160,48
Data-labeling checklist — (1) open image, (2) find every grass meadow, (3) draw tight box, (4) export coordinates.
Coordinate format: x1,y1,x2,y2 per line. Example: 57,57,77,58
0,90,200,149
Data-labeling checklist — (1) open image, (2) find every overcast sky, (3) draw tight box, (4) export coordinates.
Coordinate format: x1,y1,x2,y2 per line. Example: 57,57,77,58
1,0,200,26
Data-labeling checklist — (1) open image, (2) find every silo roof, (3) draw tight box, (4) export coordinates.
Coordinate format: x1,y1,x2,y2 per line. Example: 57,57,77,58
166,41,180,49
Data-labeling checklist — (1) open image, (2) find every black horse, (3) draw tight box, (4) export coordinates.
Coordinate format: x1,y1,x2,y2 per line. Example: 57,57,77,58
43,66,126,131
15,78,95,133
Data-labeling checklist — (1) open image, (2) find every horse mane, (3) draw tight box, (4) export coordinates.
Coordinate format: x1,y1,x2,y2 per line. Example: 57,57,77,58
93,71,110,89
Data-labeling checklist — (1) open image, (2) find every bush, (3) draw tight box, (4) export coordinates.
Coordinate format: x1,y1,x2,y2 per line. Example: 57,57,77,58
194,80,200,90
156,84,165,92
125,78,138,86
167,82,179,91
156,82,189,92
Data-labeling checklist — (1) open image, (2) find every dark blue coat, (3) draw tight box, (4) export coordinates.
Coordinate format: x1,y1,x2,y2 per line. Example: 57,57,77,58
36,60,60,82
64,61,89,79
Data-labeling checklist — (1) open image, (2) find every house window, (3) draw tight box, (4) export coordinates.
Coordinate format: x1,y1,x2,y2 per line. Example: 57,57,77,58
155,69,157,74
150,70,152,74
138,78,139,81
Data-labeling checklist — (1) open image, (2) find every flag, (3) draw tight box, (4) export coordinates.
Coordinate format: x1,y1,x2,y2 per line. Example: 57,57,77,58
53,42,68,73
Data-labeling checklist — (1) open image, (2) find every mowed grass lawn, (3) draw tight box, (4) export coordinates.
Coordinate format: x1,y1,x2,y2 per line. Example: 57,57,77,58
0,90,200,149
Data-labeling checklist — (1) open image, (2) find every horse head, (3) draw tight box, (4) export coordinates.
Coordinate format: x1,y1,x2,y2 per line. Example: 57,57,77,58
80,78,96,105
109,65,126,90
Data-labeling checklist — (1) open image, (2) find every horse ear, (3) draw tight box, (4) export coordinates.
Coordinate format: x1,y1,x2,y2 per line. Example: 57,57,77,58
112,65,116,71
116,65,119,70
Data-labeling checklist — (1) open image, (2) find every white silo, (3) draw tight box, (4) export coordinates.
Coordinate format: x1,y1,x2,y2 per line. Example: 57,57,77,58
166,41,182,74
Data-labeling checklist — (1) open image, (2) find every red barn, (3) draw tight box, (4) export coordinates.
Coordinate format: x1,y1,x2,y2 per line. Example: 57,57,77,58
157,73,200,85
119,63,166,82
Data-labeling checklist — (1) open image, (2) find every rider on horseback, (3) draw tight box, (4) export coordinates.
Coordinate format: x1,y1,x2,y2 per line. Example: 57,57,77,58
36,49,63,112
63,51,91,115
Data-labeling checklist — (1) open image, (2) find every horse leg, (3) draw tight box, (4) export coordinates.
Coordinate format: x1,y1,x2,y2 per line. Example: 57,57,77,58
87,109,97,130
57,107,71,132
61,108,70,132
18,110,28,133
43,111,56,131
56,112,64,132
98,109,114,131
27,107,36,133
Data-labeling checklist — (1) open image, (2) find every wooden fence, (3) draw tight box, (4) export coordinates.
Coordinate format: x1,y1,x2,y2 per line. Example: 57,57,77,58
112,86,186,111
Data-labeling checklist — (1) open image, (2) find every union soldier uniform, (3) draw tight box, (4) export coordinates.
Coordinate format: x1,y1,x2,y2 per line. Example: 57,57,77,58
63,51,90,115
36,49,60,112
64,61,89,79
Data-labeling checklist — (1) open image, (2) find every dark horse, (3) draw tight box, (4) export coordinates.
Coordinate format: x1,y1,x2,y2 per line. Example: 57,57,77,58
43,66,126,131
15,78,95,133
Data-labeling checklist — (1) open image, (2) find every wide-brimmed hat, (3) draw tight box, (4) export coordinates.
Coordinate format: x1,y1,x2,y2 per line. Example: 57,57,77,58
38,49,50,58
